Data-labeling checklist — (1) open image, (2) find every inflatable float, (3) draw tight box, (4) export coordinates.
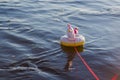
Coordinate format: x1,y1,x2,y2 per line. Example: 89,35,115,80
60,24,85,47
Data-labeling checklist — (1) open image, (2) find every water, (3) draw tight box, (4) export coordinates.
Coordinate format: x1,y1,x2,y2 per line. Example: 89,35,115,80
0,0,120,80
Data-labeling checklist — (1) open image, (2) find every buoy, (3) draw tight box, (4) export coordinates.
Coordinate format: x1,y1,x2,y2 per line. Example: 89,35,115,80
60,24,85,71
60,24,85,47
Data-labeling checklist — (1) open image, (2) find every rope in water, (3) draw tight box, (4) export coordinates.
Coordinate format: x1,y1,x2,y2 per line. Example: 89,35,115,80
111,74,118,80
74,47,100,80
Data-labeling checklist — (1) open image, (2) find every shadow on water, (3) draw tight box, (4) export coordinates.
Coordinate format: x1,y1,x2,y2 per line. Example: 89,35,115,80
61,45,84,71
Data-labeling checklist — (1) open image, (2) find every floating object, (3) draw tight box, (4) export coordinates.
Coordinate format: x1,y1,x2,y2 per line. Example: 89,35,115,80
60,24,85,47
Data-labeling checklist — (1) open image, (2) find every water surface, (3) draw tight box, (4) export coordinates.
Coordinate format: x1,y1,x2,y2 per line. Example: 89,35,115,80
0,0,120,80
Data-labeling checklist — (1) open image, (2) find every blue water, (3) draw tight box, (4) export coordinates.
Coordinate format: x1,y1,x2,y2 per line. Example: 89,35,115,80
0,0,120,80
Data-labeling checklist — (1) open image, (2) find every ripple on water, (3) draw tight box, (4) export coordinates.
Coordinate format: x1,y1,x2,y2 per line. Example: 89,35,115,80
0,0,120,80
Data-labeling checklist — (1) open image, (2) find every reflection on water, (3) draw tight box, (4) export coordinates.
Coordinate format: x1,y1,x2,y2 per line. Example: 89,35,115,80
61,45,84,71
61,45,84,53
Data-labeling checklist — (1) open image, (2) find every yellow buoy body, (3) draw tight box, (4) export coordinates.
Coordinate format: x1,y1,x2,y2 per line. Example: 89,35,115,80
60,34,85,47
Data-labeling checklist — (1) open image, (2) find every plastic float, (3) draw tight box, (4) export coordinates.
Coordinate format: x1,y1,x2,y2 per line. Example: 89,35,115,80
60,24,85,47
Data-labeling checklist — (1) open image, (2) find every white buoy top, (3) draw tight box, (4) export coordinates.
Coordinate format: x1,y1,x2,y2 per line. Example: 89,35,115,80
60,24,85,47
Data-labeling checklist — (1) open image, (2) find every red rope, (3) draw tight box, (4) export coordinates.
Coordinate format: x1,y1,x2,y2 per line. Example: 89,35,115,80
74,47,99,80
111,74,118,80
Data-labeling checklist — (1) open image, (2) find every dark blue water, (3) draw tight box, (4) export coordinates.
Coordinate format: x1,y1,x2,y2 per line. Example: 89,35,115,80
0,0,120,80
